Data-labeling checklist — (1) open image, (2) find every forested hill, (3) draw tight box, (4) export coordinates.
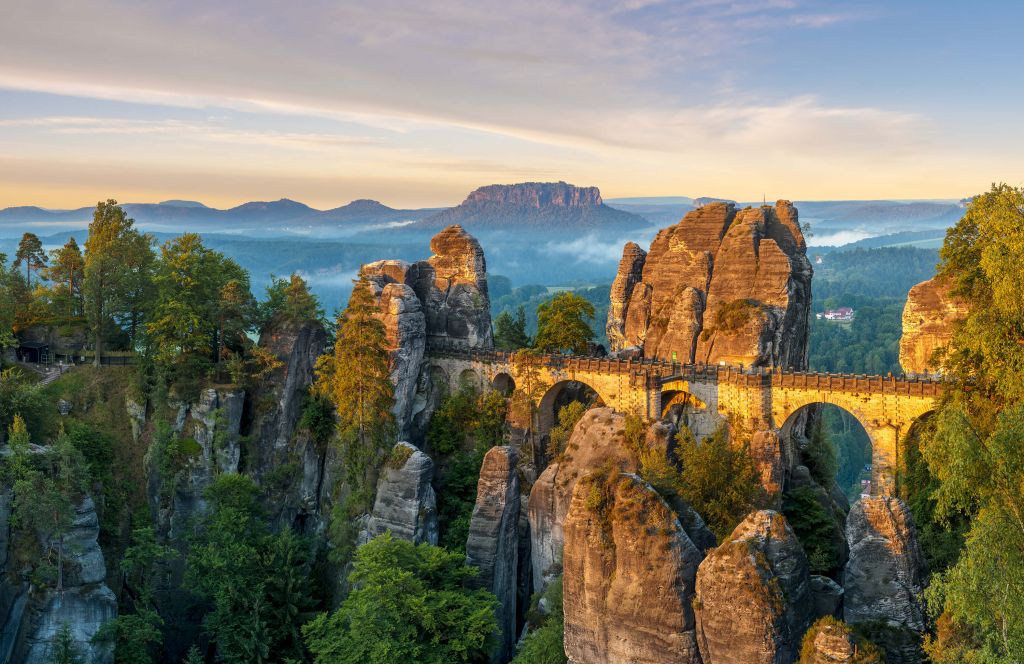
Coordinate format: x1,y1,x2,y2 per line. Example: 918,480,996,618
808,246,938,374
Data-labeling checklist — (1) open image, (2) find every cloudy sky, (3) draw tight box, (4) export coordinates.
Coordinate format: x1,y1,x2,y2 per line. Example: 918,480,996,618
0,0,1020,209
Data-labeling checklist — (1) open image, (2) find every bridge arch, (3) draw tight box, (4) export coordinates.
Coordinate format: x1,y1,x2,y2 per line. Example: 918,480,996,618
537,379,607,439
458,368,481,391
427,365,451,394
779,403,875,500
491,372,516,396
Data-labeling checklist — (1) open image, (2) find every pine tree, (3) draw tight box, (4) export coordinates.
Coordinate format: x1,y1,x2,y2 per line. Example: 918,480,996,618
49,623,83,664
45,238,85,324
314,279,395,498
494,305,531,350
14,232,47,287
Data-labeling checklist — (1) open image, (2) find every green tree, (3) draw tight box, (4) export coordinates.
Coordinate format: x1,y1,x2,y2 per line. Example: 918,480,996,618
534,292,595,354
915,184,1024,660
494,306,530,350
45,237,86,325
83,200,155,364
0,368,48,442
50,623,83,664
14,232,47,287
302,533,498,664
147,233,252,388
546,400,587,460
185,474,316,664
0,253,18,358
313,279,395,504
512,577,566,664
261,273,323,330
638,422,762,542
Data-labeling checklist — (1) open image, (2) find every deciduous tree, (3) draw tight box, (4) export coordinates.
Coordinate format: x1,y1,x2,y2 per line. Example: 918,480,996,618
534,292,595,354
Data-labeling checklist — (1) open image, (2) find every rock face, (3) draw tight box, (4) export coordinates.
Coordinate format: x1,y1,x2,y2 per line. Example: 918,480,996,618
21,497,117,664
800,619,884,664
563,472,704,664
360,442,438,545
695,510,812,664
420,182,647,230
414,225,492,348
359,226,493,438
899,276,967,373
608,201,812,368
843,496,926,631
465,446,520,664
527,408,643,592
810,575,844,620
606,242,647,351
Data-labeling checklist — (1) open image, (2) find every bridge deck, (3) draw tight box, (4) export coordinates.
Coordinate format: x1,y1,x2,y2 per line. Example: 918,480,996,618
425,341,943,397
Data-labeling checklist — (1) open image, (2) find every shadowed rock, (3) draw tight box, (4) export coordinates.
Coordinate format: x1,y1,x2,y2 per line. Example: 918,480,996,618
360,442,438,545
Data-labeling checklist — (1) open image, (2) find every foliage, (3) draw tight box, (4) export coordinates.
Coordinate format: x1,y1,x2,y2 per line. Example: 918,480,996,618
83,200,156,362
493,306,531,350
0,367,49,443
427,384,509,550
302,533,498,664
913,184,1024,660
185,474,317,663
313,279,395,509
513,577,566,664
797,616,883,664
50,623,84,664
492,283,610,348
546,400,587,460
14,232,47,287
639,423,762,542
533,291,596,354
803,415,838,489
782,486,840,575
45,237,85,325
260,273,324,331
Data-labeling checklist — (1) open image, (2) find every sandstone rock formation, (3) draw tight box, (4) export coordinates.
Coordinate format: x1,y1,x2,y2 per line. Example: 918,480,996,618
606,242,647,351
465,446,520,664
360,442,439,545
899,276,967,374
810,575,844,620
563,472,703,664
799,618,884,664
695,510,812,664
843,496,926,631
414,225,492,347
608,201,812,368
420,181,647,230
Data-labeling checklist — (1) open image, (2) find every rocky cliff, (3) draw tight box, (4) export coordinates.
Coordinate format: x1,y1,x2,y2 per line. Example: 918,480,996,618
899,276,966,374
420,182,648,230
695,510,812,664
359,442,439,546
607,201,812,368
562,472,703,664
844,496,926,631
465,446,520,664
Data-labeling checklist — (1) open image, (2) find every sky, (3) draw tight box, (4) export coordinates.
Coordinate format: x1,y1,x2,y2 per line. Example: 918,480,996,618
0,0,1022,209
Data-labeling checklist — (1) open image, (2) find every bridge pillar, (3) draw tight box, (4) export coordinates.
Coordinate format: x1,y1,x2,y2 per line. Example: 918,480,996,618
868,423,900,497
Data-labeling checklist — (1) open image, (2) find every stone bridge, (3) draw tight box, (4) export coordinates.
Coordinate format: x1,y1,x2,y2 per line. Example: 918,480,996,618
424,342,941,496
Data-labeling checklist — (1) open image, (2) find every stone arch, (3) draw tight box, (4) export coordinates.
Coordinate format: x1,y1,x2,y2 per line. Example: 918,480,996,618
537,379,607,438
778,399,881,498
458,368,481,391
491,372,516,396
427,365,451,394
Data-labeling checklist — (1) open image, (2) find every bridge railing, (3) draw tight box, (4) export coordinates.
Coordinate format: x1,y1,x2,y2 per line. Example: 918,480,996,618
424,340,943,394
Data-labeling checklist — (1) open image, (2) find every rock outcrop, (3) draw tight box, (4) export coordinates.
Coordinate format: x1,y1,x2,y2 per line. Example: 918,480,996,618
608,201,812,368
359,442,438,545
465,446,520,664
414,225,492,348
843,496,926,632
799,618,884,664
420,182,647,230
606,242,647,352
810,575,844,620
22,497,117,664
695,510,812,664
563,472,703,664
899,276,967,374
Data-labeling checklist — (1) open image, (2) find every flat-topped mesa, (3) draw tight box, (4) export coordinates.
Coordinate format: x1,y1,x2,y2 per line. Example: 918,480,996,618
608,200,812,369
899,275,967,374
420,181,647,230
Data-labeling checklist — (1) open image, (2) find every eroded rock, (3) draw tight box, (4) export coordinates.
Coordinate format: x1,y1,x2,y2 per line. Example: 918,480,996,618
360,442,438,545
695,510,812,664
465,446,520,663
563,472,703,664
899,276,967,374
843,496,926,631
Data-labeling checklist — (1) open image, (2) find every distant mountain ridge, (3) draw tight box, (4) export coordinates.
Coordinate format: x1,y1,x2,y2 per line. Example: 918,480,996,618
418,181,649,230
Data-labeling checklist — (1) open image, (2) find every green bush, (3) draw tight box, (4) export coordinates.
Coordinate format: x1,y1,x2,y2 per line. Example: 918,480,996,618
782,486,841,575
